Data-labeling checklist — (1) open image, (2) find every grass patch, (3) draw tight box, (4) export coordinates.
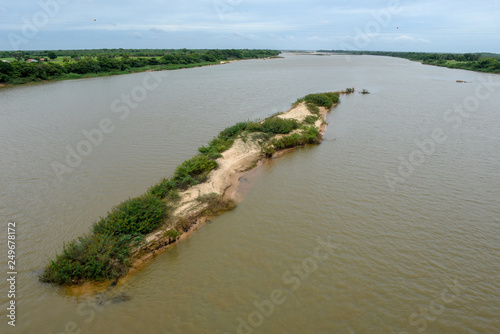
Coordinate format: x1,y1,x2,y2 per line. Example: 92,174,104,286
306,103,320,115
40,233,131,284
41,194,168,284
262,125,322,157
149,154,219,198
198,137,234,159
93,194,168,236
247,117,299,134
148,179,180,202
304,93,334,108
323,92,340,103
197,193,237,216
163,229,182,241
148,122,252,201
174,155,218,189
219,121,250,139
304,115,319,124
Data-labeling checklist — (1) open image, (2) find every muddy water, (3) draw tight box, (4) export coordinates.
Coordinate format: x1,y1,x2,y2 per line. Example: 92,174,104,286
1,55,499,333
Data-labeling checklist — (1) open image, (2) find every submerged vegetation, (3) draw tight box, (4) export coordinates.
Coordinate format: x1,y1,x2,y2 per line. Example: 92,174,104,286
41,91,341,285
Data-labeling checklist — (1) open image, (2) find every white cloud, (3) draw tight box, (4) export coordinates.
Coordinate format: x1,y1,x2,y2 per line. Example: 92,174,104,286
380,35,432,43
126,32,143,39
395,35,416,41
418,38,431,43
0,0,497,52
65,22,294,33
149,27,165,34
307,36,331,42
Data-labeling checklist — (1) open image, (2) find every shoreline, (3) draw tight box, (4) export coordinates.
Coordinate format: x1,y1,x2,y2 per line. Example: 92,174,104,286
67,100,335,295
0,56,283,89
66,150,300,295
43,91,351,293
126,101,334,267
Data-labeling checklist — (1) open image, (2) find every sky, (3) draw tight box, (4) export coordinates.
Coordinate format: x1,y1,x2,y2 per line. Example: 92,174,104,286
1,0,499,53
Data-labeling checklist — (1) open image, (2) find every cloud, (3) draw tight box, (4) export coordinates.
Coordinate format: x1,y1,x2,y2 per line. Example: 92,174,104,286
393,35,431,43
126,32,143,39
0,0,497,52
417,38,431,43
395,35,416,41
65,22,294,33
379,35,432,44
307,36,331,42
149,27,165,34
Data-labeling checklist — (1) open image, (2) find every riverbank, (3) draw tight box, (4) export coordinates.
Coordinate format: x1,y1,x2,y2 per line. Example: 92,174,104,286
317,50,500,74
126,100,334,278
41,91,350,289
0,61,218,88
0,57,282,89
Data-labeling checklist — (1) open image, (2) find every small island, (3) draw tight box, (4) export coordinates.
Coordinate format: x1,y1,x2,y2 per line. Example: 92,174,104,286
41,90,352,286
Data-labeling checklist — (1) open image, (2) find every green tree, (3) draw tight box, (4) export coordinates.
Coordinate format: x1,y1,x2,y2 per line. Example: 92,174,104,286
48,51,57,60
13,52,23,61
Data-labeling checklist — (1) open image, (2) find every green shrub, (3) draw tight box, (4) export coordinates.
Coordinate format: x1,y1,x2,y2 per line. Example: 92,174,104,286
271,133,303,150
301,125,322,144
304,93,333,108
261,145,276,157
41,90,339,285
306,103,320,115
324,92,339,103
40,233,131,284
198,137,234,159
148,178,176,199
163,229,181,240
293,98,305,107
165,189,181,202
304,115,319,124
246,121,264,132
219,122,249,139
266,126,322,153
173,154,218,188
251,132,273,144
93,194,168,236
197,193,237,215
247,117,299,134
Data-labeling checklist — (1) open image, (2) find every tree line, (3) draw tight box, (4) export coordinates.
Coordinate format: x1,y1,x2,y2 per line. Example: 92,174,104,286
0,49,281,85
318,50,500,73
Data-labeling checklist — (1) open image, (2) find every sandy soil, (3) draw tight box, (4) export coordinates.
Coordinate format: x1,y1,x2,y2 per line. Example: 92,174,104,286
106,101,336,289
173,137,262,216
66,99,338,294
277,102,311,122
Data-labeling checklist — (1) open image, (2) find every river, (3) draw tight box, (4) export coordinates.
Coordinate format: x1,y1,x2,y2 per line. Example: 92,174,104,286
0,54,499,333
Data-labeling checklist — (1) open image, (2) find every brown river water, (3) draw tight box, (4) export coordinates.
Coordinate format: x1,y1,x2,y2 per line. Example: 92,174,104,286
0,54,499,333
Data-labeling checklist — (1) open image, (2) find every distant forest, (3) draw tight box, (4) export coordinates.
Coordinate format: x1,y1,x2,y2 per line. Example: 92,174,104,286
319,50,500,73
0,49,281,85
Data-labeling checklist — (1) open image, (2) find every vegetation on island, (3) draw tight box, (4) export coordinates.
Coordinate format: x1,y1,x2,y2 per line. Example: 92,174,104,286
40,91,341,285
319,50,500,73
0,49,281,86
